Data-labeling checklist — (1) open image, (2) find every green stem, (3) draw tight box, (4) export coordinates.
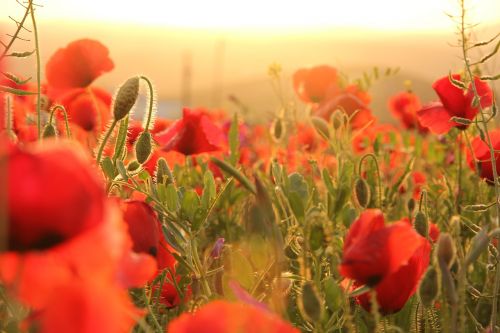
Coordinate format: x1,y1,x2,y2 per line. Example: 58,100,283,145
49,105,72,138
140,76,155,131
96,120,117,165
0,2,30,61
458,1,500,330
457,132,463,214
191,238,212,298
29,0,42,140
142,289,162,333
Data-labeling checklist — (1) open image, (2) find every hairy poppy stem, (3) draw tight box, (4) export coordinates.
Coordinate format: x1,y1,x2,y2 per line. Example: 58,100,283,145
456,132,463,214
458,1,500,330
140,76,156,131
28,0,42,141
49,105,72,139
96,120,117,166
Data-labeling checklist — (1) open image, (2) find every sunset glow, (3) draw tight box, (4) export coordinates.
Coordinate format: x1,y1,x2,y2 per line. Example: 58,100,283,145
3,0,500,31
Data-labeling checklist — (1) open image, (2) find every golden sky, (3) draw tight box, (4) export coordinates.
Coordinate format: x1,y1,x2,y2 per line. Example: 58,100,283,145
3,0,500,31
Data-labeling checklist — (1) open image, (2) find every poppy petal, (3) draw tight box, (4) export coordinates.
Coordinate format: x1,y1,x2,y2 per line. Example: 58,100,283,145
416,102,455,134
432,74,466,116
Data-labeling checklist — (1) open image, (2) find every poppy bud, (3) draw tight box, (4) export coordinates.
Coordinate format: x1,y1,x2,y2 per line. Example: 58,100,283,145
156,157,173,185
414,211,428,238
113,76,139,121
270,118,285,143
311,116,330,139
331,109,345,130
42,123,57,138
465,228,490,266
418,266,439,307
354,178,370,208
298,282,322,323
135,131,152,164
437,233,455,267
407,198,416,214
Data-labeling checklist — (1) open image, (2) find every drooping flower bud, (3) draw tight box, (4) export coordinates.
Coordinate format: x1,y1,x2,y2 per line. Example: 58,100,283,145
354,178,370,208
135,131,152,164
113,76,140,121
418,266,439,307
414,211,429,238
311,116,330,139
298,282,323,323
42,123,57,138
437,233,455,268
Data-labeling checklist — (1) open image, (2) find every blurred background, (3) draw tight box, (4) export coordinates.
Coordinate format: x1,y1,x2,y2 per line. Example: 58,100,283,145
1,0,499,122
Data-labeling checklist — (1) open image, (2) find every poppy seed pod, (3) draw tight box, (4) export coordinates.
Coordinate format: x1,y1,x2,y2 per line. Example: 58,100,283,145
414,211,429,238
354,178,370,208
135,131,152,164
437,233,455,267
42,123,57,138
418,266,439,307
299,282,323,323
113,76,139,121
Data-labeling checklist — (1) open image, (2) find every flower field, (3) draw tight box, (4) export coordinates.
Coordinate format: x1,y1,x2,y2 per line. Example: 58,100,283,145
1,1,500,332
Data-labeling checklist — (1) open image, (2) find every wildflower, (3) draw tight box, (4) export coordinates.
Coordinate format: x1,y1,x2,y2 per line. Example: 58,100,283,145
293,65,339,104
388,91,427,133
155,107,227,155
416,74,493,134
467,129,500,183
168,300,299,333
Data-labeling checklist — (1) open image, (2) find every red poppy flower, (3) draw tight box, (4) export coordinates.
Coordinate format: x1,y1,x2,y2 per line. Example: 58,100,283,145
354,238,431,314
57,87,112,132
389,91,428,133
155,108,227,155
293,65,339,104
168,300,299,333
417,74,493,134
0,141,156,327
7,141,106,252
467,129,500,183
315,89,376,130
35,280,144,333
339,209,426,286
45,39,114,93
121,200,161,257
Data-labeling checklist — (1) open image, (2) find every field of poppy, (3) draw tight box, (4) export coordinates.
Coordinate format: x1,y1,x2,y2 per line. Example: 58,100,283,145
1,1,500,333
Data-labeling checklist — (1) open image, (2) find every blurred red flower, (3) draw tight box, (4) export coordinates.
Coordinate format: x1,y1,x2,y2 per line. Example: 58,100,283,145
417,75,493,134
293,65,339,104
45,39,114,134
0,141,155,331
45,39,114,92
388,91,427,133
467,129,500,183
155,107,227,155
339,209,428,287
168,300,299,333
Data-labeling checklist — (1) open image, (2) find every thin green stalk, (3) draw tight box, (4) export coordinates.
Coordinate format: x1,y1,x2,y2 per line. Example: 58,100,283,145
456,132,463,214
142,289,163,333
0,2,31,60
458,1,500,330
140,76,155,131
49,105,72,138
28,0,42,140
96,120,117,165
191,238,212,298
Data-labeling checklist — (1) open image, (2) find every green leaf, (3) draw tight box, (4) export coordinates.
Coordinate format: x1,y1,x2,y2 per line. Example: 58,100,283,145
116,160,129,181
288,172,309,199
7,50,35,58
181,189,200,221
323,277,343,310
0,85,37,96
166,183,179,212
2,72,31,85
112,116,129,162
201,170,216,210
229,112,240,165
288,191,305,220
322,168,336,197
211,157,256,194
100,157,116,179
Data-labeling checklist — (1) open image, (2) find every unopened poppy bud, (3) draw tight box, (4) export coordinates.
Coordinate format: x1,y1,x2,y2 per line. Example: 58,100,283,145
323,277,342,311
270,118,285,143
465,228,490,266
354,178,370,208
135,131,152,164
414,211,429,238
113,76,140,121
418,266,439,307
311,116,330,139
331,109,345,130
127,160,141,171
437,233,455,267
42,123,57,138
156,157,173,184
298,282,323,323
407,198,416,214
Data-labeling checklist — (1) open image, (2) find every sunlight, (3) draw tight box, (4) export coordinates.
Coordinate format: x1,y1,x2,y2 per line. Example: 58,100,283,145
3,0,500,31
